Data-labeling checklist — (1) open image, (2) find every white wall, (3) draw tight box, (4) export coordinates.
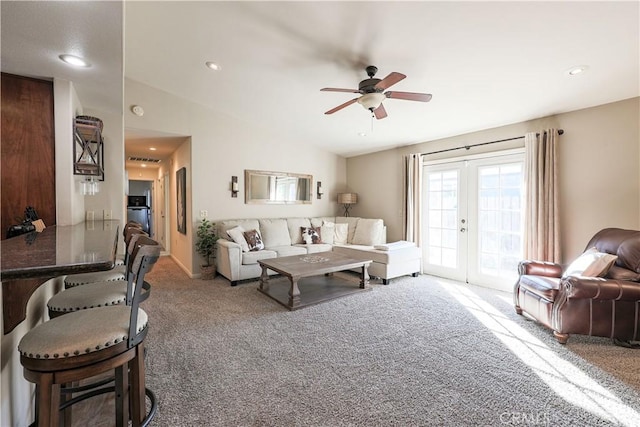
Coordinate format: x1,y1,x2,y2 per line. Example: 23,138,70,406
125,78,347,276
347,97,640,264
53,79,85,225
83,108,126,221
1,278,64,427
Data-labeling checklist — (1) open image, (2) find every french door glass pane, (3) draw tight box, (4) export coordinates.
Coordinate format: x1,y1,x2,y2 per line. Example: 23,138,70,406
427,170,459,268
477,163,523,278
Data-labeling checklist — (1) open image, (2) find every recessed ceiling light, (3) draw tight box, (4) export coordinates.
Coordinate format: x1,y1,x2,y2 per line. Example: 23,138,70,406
141,164,147,168
566,65,588,76
205,61,221,71
149,147,157,151
59,54,91,68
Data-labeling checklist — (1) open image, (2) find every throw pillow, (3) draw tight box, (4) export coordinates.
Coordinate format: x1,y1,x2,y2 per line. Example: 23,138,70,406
563,247,618,278
226,226,250,252
333,223,348,245
301,227,322,244
243,229,265,251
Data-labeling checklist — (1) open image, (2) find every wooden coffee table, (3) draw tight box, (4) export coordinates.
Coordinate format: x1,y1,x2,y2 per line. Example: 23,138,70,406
257,251,372,310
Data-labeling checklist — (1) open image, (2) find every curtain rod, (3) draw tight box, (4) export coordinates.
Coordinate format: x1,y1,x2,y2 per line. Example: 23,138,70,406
421,129,564,156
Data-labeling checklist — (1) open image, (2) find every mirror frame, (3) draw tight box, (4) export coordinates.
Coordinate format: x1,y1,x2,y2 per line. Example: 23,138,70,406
244,169,313,205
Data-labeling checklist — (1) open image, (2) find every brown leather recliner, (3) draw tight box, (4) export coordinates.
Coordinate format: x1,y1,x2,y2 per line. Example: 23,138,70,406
514,228,640,344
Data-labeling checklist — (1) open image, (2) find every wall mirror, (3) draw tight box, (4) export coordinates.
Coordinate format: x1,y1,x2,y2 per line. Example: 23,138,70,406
245,170,312,204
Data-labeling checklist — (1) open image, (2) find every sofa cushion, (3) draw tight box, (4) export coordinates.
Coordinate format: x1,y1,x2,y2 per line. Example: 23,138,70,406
563,247,618,278
301,227,322,244
242,250,277,265
333,223,348,244
243,229,265,251
311,217,336,228
287,218,311,244
606,265,640,282
320,224,334,244
227,226,250,252
268,245,307,257
617,233,640,273
297,243,333,254
352,219,384,245
259,219,291,247
333,244,421,264
336,216,360,243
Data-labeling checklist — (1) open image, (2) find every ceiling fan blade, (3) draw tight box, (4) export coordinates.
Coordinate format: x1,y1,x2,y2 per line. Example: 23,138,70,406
373,103,388,120
374,72,406,90
324,98,359,115
320,88,360,93
385,91,432,102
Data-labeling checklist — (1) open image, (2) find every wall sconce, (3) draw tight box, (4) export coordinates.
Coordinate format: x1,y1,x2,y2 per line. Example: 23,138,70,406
317,181,323,199
231,176,239,198
337,193,358,217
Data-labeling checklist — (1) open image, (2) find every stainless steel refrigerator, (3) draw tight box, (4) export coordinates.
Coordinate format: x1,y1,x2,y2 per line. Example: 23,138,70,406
127,196,150,234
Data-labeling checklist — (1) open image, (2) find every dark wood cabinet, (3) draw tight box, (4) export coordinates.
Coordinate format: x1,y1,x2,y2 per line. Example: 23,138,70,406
1,73,56,238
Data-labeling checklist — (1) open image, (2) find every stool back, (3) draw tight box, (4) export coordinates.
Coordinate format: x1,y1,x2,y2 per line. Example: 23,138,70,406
123,228,148,266
127,236,160,348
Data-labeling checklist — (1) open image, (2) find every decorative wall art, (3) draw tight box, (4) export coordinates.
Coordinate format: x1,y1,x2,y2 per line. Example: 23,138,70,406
176,167,186,234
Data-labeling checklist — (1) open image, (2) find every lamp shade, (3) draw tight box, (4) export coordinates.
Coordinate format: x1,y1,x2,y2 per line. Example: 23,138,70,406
338,193,358,204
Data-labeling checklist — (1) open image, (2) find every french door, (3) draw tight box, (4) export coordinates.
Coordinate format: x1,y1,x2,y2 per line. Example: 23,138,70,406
422,152,524,291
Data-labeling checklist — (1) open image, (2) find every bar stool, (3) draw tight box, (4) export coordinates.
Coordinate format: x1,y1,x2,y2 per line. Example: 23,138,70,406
47,232,149,318
115,222,143,266
64,225,145,288
18,236,160,427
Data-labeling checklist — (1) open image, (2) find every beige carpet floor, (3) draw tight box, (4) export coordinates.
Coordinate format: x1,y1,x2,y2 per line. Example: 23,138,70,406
75,256,640,426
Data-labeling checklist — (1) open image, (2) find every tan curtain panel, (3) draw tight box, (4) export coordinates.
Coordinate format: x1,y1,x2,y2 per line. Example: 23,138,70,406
403,154,423,262
524,129,560,262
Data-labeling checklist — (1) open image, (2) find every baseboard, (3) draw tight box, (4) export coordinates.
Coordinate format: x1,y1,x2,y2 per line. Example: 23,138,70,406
170,254,196,278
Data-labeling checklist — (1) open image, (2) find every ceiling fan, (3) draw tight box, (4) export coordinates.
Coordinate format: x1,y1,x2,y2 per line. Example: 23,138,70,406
321,65,432,120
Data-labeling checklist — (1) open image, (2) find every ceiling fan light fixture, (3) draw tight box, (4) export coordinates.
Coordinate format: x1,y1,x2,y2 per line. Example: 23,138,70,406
357,93,385,110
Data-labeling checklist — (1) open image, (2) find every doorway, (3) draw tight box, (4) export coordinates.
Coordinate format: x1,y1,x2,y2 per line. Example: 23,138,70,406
422,151,525,291
127,180,153,236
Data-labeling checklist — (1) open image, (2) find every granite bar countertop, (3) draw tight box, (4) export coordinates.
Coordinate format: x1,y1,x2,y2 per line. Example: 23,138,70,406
1,220,120,281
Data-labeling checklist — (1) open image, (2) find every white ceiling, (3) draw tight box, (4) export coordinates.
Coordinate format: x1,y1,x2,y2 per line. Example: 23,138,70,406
1,1,123,116
2,1,639,160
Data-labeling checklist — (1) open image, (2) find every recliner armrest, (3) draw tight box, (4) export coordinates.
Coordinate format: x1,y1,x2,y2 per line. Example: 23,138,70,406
518,260,562,277
563,276,640,301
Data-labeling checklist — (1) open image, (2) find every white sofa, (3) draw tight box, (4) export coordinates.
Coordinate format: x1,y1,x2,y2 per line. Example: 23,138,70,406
215,216,421,286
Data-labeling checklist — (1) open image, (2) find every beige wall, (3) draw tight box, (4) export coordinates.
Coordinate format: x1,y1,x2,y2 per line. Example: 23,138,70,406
125,78,347,276
347,97,640,263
